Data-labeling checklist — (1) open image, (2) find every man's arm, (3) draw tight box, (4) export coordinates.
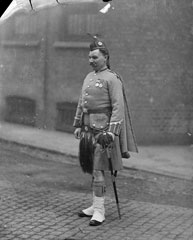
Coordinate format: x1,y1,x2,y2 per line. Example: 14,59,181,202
107,74,124,136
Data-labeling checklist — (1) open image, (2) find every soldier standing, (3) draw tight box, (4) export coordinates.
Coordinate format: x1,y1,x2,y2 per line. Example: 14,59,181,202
73,37,138,226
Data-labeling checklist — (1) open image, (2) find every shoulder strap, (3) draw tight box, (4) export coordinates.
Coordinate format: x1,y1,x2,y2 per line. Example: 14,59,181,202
107,69,121,80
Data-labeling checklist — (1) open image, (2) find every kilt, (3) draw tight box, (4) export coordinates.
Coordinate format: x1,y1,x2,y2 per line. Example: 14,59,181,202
80,112,123,172
93,137,123,171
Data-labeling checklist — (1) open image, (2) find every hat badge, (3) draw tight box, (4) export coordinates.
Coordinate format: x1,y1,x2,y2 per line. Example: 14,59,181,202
98,41,103,46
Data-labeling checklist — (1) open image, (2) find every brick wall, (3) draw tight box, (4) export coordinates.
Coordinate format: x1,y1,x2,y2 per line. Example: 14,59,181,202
100,0,193,144
0,1,192,144
0,11,48,127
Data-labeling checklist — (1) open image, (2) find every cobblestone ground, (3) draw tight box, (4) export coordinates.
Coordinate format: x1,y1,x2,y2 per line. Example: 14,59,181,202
0,176,193,240
0,142,193,240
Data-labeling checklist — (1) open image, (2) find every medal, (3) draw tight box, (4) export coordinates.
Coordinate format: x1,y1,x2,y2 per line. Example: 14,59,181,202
95,79,104,88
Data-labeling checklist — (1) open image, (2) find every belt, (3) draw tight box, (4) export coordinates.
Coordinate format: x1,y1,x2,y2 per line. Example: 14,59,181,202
83,107,112,114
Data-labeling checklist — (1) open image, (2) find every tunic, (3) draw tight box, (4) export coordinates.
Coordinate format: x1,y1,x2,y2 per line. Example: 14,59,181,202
73,68,138,171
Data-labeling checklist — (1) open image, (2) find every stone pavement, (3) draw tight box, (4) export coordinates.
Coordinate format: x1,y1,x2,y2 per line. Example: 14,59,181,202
0,122,193,240
0,122,193,180
0,178,193,240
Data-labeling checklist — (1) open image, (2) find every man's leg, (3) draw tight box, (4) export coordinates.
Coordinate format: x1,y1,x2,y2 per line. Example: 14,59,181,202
89,170,105,226
78,177,94,217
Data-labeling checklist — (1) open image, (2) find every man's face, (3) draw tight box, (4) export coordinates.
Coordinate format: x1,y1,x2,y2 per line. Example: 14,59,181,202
89,49,107,72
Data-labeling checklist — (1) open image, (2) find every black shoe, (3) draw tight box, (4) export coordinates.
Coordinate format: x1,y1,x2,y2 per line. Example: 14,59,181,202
89,219,104,226
78,210,92,218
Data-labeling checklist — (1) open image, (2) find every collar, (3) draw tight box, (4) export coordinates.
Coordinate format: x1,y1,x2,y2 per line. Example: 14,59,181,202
95,67,108,73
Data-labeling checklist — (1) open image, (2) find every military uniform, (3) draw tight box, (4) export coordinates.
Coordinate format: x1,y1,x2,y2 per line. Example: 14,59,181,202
74,68,126,170
73,67,138,170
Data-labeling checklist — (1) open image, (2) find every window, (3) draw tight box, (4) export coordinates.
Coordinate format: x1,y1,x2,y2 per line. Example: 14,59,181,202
67,14,99,36
57,2,101,42
15,14,37,36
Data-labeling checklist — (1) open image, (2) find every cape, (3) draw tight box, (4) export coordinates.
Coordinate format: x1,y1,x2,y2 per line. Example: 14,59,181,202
111,70,138,154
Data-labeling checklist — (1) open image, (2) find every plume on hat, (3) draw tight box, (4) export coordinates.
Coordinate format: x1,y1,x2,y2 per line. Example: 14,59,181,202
88,34,108,51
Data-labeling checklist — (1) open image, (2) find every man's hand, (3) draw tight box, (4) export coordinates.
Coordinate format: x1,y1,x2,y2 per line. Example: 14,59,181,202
96,131,115,148
107,132,115,141
74,128,81,139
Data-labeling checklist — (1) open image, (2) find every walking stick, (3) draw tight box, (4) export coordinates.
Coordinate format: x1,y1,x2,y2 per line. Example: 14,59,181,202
106,146,121,219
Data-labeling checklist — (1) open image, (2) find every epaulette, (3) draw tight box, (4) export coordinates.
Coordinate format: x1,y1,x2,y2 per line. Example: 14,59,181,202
107,69,122,81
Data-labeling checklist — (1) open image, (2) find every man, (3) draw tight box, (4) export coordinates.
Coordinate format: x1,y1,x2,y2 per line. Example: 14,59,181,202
73,37,138,226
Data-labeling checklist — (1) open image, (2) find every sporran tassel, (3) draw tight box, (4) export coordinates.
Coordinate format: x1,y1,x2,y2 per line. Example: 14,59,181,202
79,131,95,174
